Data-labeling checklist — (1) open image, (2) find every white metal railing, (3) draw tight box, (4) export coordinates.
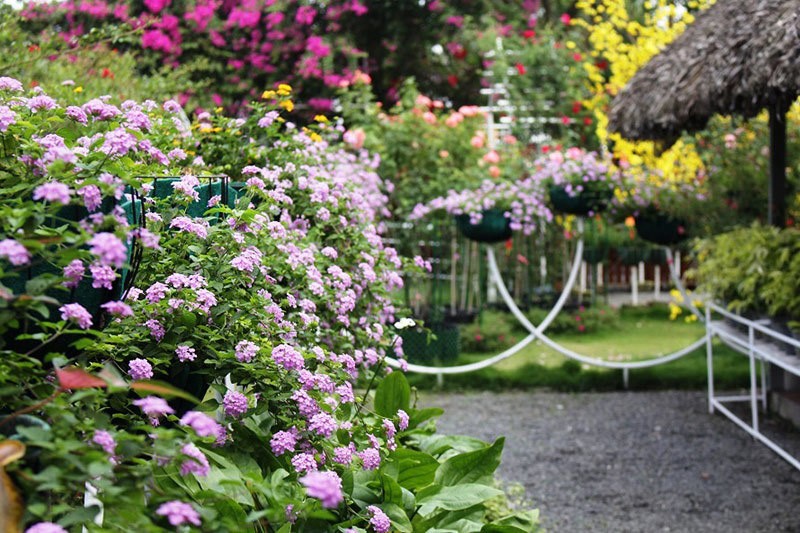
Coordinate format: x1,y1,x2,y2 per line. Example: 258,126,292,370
706,302,800,471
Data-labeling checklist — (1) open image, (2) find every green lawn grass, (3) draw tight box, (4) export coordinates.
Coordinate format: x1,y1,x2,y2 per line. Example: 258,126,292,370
407,304,753,392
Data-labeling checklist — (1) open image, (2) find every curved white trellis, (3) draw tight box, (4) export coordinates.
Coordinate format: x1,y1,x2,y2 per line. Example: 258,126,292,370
486,247,708,370
384,221,586,374
387,219,708,375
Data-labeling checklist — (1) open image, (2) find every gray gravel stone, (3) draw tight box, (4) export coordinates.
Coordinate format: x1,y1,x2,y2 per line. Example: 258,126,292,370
422,391,800,533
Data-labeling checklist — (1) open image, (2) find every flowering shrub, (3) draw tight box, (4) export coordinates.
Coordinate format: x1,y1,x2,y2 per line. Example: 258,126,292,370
0,80,539,531
533,147,620,194
409,177,553,237
614,165,708,229
339,79,514,218
18,0,547,109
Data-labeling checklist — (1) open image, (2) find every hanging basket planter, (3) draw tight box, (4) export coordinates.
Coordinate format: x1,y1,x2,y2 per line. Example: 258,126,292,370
635,211,688,246
617,246,650,266
548,185,613,216
583,245,608,265
454,209,512,244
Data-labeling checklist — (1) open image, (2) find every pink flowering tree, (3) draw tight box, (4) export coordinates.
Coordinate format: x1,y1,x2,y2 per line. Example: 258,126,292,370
18,0,550,109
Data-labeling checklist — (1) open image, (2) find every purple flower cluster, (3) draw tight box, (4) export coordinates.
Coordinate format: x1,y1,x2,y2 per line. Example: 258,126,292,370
235,340,258,362
367,506,391,533
180,443,210,476
156,501,201,527
180,411,223,438
59,303,93,329
223,390,248,417
0,238,30,266
128,358,153,380
300,470,344,508
33,181,72,205
272,344,304,371
175,345,197,362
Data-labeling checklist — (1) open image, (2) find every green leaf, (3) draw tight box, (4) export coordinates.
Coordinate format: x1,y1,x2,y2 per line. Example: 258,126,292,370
487,510,541,532
415,434,490,456
381,473,404,505
393,448,439,491
373,371,410,417
481,526,530,533
408,407,443,429
435,438,504,487
416,484,504,516
381,503,413,533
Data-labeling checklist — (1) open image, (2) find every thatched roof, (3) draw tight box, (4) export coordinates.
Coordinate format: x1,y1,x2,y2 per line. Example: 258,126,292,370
608,0,800,141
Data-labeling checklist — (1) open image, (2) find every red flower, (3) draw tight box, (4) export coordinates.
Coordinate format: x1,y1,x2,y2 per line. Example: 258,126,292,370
515,62,526,75
572,101,582,114
541,145,551,153
583,117,593,126
447,74,459,87
522,29,536,40
560,13,572,24
595,60,608,70
572,53,582,61
101,68,115,79
560,116,571,125
28,44,40,53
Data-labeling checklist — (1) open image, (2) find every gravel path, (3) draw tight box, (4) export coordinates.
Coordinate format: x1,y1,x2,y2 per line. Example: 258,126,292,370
423,391,800,533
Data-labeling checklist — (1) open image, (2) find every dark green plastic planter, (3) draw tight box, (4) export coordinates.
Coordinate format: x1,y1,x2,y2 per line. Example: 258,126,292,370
617,246,650,266
398,324,460,364
455,209,512,244
635,212,687,246
549,185,613,216
583,245,608,265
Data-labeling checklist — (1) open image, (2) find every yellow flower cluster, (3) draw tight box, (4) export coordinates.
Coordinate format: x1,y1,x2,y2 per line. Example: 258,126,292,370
574,0,710,185
668,288,702,322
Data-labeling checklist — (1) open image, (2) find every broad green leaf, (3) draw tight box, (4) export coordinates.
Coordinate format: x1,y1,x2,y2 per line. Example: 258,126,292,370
487,510,541,532
417,484,504,516
435,438,504,487
373,371,410,417
408,407,444,429
381,474,404,505
393,448,439,491
481,526,530,533
381,503,413,533
414,434,489,456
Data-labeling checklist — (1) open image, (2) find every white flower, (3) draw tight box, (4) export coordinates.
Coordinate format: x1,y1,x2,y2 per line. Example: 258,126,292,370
394,318,415,330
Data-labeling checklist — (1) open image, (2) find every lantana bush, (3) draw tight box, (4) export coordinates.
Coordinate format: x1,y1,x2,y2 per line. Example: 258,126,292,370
0,79,539,532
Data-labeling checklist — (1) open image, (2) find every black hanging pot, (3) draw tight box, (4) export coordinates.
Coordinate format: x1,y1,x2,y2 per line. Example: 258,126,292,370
454,209,512,244
549,184,613,216
582,245,608,265
635,211,687,246
617,246,650,266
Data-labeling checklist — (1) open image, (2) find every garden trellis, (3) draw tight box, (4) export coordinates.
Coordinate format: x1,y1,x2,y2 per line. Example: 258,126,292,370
387,219,707,387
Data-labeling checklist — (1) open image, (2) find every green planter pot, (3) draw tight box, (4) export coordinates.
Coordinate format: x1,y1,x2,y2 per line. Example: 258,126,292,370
455,209,512,244
398,324,460,364
617,246,650,266
549,185,613,216
583,245,608,265
635,212,688,246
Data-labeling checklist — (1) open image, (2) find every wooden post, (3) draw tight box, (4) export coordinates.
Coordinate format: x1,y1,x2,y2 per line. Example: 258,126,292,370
579,261,587,293
654,265,661,298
